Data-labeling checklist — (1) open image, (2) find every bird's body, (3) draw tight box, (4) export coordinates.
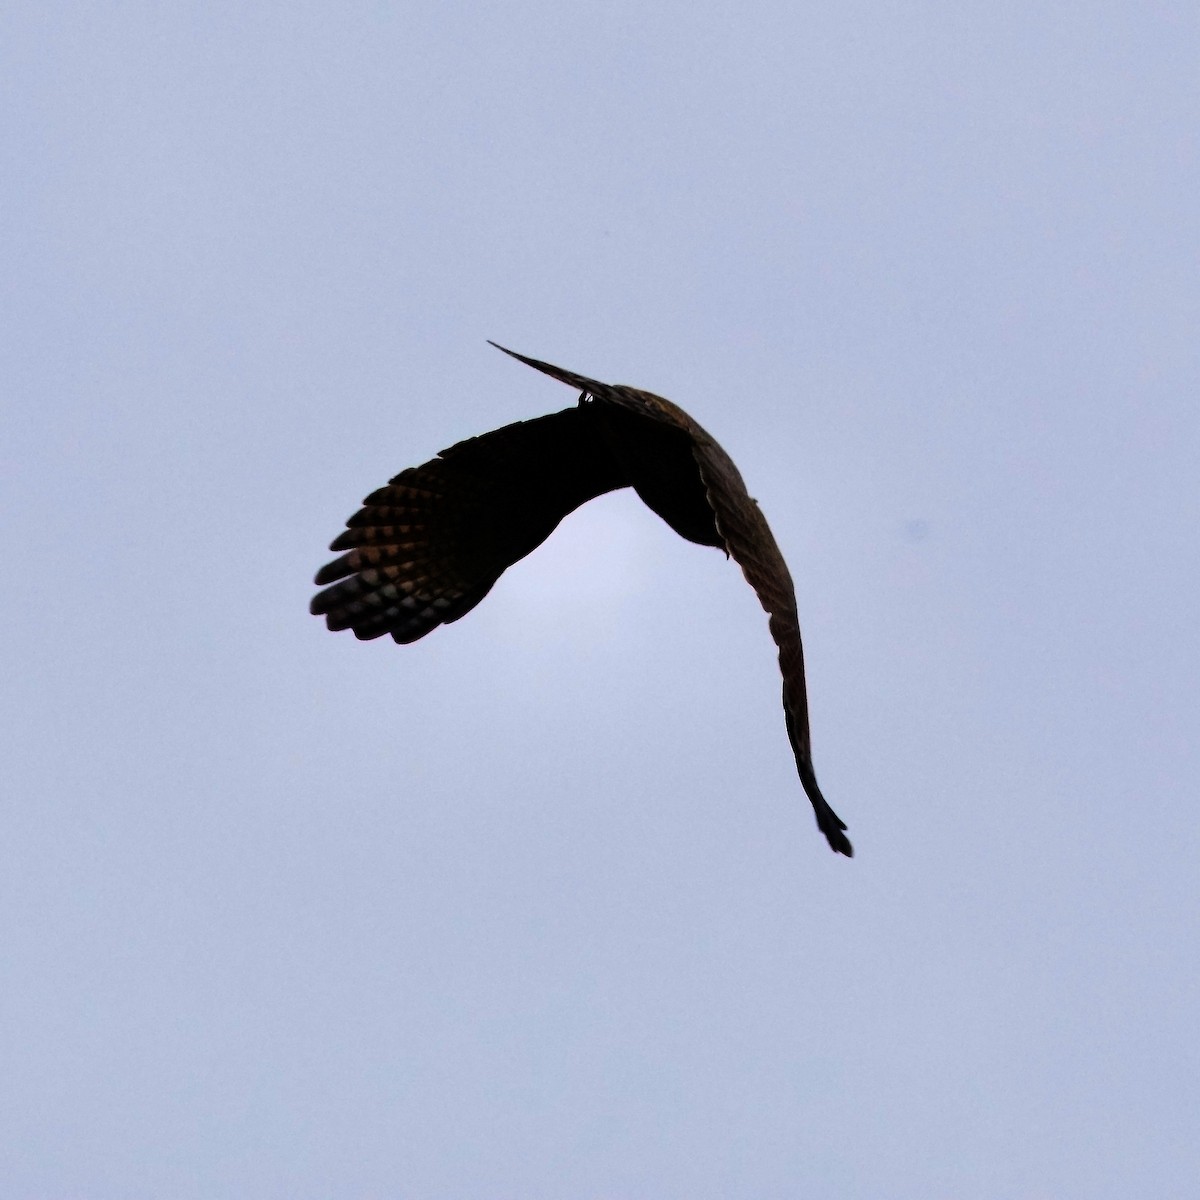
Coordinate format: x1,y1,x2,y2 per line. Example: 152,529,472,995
311,344,852,855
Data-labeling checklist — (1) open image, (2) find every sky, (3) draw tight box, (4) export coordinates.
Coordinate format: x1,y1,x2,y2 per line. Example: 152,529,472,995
3,3,1198,1196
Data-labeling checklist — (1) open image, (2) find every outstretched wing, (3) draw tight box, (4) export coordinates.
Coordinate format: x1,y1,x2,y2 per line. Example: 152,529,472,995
489,342,851,855
311,407,629,643
692,437,854,857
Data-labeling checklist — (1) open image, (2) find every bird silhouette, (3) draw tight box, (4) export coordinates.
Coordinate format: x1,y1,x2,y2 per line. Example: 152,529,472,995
311,343,852,855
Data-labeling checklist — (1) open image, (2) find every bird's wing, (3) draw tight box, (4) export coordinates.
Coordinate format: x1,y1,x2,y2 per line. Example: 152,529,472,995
311,407,629,643
489,343,851,853
693,438,853,856
487,341,610,397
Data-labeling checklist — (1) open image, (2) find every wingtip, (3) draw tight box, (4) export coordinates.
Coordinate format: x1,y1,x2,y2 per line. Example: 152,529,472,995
818,808,853,857
795,754,854,857
825,826,854,857
485,341,604,396
486,340,551,373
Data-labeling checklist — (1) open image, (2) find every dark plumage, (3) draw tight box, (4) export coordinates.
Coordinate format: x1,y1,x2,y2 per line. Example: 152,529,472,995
311,343,852,855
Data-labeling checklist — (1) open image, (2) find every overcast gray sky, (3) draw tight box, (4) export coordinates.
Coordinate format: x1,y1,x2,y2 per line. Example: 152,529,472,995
4,3,1198,1196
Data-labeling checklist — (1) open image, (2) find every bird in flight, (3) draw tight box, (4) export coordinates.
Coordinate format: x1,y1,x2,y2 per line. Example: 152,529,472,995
311,343,852,855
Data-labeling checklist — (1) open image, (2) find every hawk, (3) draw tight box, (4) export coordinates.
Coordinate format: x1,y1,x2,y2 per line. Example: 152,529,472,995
311,344,852,856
